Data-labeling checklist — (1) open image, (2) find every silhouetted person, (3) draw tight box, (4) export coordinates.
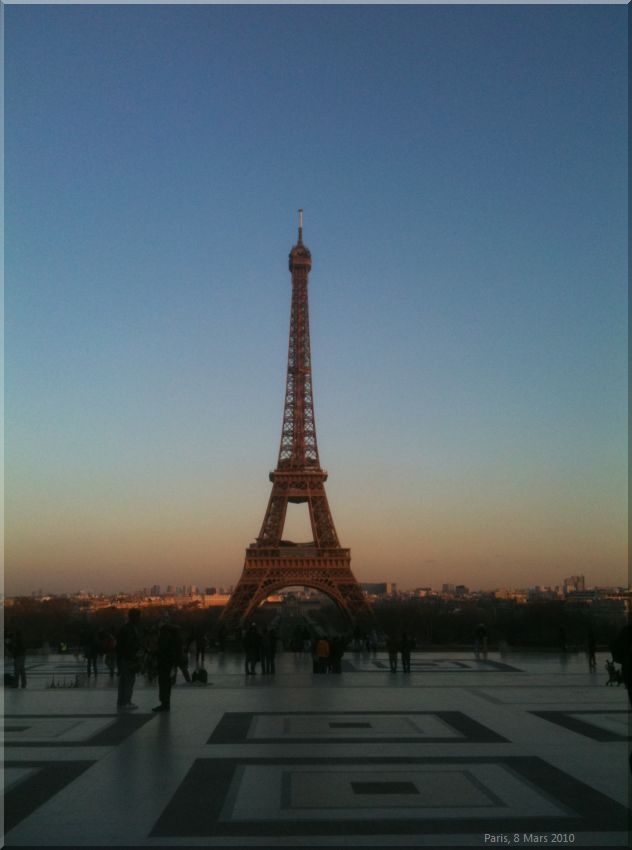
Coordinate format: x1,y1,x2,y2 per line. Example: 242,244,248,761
610,620,632,775
261,627,277,674
387,634,399,672
12,630,27,688
116,608,142,709
102,630,117,677
586,628,597,671
400,632,412,673
559,626,567,653
153,619,183,712
329,635,345,673
84,630,100,676
194,631,207,666
611,622,632,707
475,623,488,659
244,622,261,674
314,636,330,673
174,628,192,684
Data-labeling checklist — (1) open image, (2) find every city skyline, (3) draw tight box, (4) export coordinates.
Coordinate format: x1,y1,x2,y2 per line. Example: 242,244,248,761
6,5,628,597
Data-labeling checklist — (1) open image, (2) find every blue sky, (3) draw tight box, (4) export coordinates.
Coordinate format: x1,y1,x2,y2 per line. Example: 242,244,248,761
5,3,628,595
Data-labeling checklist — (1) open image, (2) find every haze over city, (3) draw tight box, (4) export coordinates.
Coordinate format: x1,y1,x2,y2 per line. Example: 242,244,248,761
5,4,627,598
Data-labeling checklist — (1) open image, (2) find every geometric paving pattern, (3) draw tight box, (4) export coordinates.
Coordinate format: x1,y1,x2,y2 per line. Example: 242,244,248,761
208,710,509,744
4,760,96,832
3,651,630,847
3,712,155,747
342,658,523,673
150,754,631,837
530,709,632,742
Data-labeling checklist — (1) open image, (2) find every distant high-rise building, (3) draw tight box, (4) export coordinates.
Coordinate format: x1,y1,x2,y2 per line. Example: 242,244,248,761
564,575,585,594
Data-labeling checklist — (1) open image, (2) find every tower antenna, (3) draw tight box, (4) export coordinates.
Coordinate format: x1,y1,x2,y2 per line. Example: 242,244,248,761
298,208,303,242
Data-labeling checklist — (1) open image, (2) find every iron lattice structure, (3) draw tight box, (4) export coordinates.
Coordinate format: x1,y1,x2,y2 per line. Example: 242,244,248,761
221,212,373,628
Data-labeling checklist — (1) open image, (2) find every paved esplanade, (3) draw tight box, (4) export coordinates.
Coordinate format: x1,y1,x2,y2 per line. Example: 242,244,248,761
3,649,631,847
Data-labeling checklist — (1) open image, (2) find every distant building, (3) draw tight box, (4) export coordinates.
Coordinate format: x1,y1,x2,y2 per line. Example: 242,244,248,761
360,582,387,597
563,575,585,594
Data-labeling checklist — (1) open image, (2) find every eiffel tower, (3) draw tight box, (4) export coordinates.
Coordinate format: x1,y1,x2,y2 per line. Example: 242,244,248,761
220,211,373,628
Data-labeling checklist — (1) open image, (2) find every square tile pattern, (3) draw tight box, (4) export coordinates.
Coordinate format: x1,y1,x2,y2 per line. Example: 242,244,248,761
4,712,154,747
3,653,629,846
209,710,509,744
151,754,630,838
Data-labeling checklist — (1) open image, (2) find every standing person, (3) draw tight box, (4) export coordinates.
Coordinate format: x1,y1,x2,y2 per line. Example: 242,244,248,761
194,631,207,667
116,608,142,710
12,629,27,688
611,621,632,707
329,635,345,673
610,619,632,776
387,634,399,672
586,628,597,671
152,619,183,712
244,622,261,675
84,629,100,677
314,635,330,674
261,627,278,674
475,623,488,659
102,630,117,677
400,632,412,673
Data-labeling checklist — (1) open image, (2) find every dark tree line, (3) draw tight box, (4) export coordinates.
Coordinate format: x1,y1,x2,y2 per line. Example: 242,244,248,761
3,595,624,653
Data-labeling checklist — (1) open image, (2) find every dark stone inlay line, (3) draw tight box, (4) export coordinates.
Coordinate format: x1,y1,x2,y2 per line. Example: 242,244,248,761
342,658,523,673
329,722,372,729
351,781,419,795
4,760,95,832
530,709,631,742
207,711,508,745
150,755,630,838
3,713,155,747
4,725,29,732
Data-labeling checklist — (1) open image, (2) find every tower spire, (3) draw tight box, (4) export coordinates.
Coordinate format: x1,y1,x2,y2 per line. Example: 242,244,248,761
298,208,303,243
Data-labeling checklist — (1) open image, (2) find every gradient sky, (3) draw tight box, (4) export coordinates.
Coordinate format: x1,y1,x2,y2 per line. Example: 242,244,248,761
5,3,628,596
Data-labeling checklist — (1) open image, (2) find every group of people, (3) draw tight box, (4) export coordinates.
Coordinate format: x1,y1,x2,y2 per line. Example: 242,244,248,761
82,628,117,677
115,608,195,712
386,632,413,672
312,634,346,673
243,623,278,674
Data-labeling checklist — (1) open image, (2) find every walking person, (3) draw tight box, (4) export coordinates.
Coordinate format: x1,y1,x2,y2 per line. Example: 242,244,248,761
116,608,142,710
153,618,183,712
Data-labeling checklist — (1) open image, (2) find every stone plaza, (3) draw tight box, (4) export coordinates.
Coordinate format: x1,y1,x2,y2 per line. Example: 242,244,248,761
3,648,631,847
